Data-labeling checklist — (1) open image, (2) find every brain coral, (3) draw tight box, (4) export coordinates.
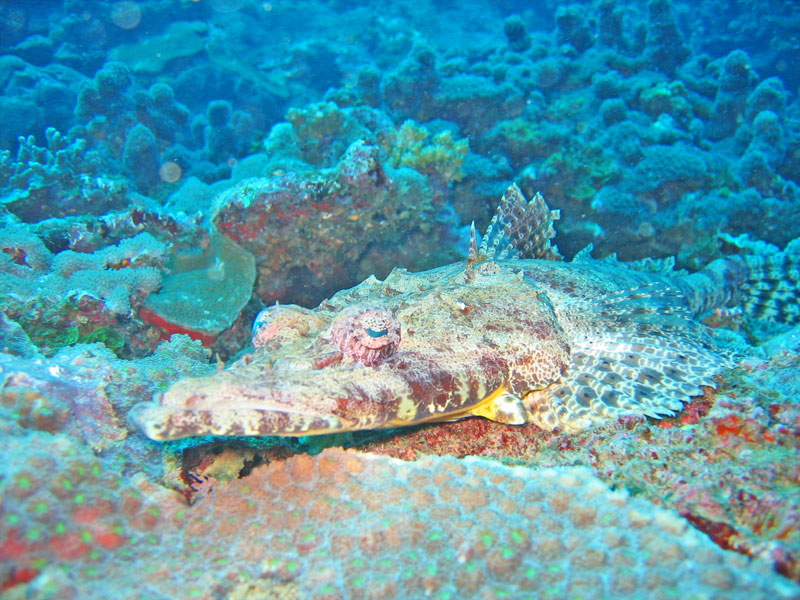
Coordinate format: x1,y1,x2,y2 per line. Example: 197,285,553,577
4,447,797,599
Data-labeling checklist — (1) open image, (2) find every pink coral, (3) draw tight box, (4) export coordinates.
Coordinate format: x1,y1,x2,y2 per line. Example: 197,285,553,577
3,446,797,599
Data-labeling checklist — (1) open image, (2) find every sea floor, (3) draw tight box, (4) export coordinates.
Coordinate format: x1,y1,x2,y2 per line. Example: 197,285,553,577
1,318,799,599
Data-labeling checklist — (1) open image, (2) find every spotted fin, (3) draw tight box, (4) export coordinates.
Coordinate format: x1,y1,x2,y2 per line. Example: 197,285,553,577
738,253,800,324
526,283,729,432
470,184,562,262
467,384,531,425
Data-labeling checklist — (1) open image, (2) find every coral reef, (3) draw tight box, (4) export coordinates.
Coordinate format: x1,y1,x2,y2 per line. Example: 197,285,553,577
109,21,209,74
0,226,166,357
2,1,800,596
212,139,461,306
122,123,160,193
382,120,469,184
3,446,798,599
0,128,124,222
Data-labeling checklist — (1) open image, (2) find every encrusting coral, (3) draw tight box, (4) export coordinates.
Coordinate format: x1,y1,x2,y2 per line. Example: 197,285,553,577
2,446,797,599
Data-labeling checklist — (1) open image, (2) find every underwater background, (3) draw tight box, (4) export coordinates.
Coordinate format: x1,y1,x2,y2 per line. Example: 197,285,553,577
1,0,800,597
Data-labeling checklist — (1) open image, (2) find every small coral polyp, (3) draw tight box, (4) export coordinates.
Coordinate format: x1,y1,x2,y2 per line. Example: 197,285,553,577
330,305,401,366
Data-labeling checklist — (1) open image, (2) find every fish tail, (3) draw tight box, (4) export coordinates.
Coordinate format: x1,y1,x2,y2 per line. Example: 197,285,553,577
677,246,800,324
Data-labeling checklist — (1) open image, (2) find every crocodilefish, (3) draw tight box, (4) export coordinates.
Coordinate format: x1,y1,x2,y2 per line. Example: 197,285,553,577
130,185,799,440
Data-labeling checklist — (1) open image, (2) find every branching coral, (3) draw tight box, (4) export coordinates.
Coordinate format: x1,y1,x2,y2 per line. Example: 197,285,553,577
1,230,166,356
0,128,124,222
384,120,468,183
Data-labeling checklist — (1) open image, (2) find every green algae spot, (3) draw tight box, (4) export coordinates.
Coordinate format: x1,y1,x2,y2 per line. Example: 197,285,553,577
437,592,453,600
175,509,186,520
547,564,562,574
189,589,203,597
510,530,525,544
7,514,19,525
501,546,514,559
524,567,538,579
379,558,393,568
35,502,48,514
351,558,365,567
147,535,158,544
191,570,202,578
61,478,72,490
91,465,101,477
302,532,316,542
26,529,41,541
85,566,99,575
352,576,366,587
55,522,66,535
114,525,124,534
545,586,562,596
80,530,93,543
16,476,31,490
76,466,86,477
74,493,85,504
426,564,437,576
428,531,443,541
33,558,47,570
148,506,159,517
482,532,494,546
216,558,228,565
465,562,478,572
318,585,336,594
286,560,299,573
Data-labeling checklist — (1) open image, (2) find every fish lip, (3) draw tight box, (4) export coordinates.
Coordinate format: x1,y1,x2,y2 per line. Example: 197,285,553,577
127,399,357,441
127,401,170,441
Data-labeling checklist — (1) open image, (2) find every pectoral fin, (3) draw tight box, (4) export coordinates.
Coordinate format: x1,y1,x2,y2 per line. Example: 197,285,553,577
468,384,531,425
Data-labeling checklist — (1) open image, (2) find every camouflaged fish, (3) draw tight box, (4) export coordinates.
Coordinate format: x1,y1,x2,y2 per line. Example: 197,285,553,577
130,185,800,440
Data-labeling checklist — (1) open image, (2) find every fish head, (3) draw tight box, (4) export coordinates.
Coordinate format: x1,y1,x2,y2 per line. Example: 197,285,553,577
129,261,571,440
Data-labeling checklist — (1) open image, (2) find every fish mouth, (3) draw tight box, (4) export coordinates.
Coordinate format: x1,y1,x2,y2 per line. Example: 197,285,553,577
128,401,358,441
128,366,394,441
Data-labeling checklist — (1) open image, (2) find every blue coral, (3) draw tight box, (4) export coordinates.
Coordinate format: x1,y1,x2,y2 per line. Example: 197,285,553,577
122,123,160,192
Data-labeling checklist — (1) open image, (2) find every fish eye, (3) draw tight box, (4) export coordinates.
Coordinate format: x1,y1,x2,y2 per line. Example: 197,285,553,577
331,306,401,366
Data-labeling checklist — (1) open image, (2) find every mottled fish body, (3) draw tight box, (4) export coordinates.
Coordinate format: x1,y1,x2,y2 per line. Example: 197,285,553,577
130,185,800,440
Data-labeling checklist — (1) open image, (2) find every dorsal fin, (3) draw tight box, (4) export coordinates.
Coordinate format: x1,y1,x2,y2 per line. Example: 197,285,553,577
471,183,562,263
572,243,595,263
